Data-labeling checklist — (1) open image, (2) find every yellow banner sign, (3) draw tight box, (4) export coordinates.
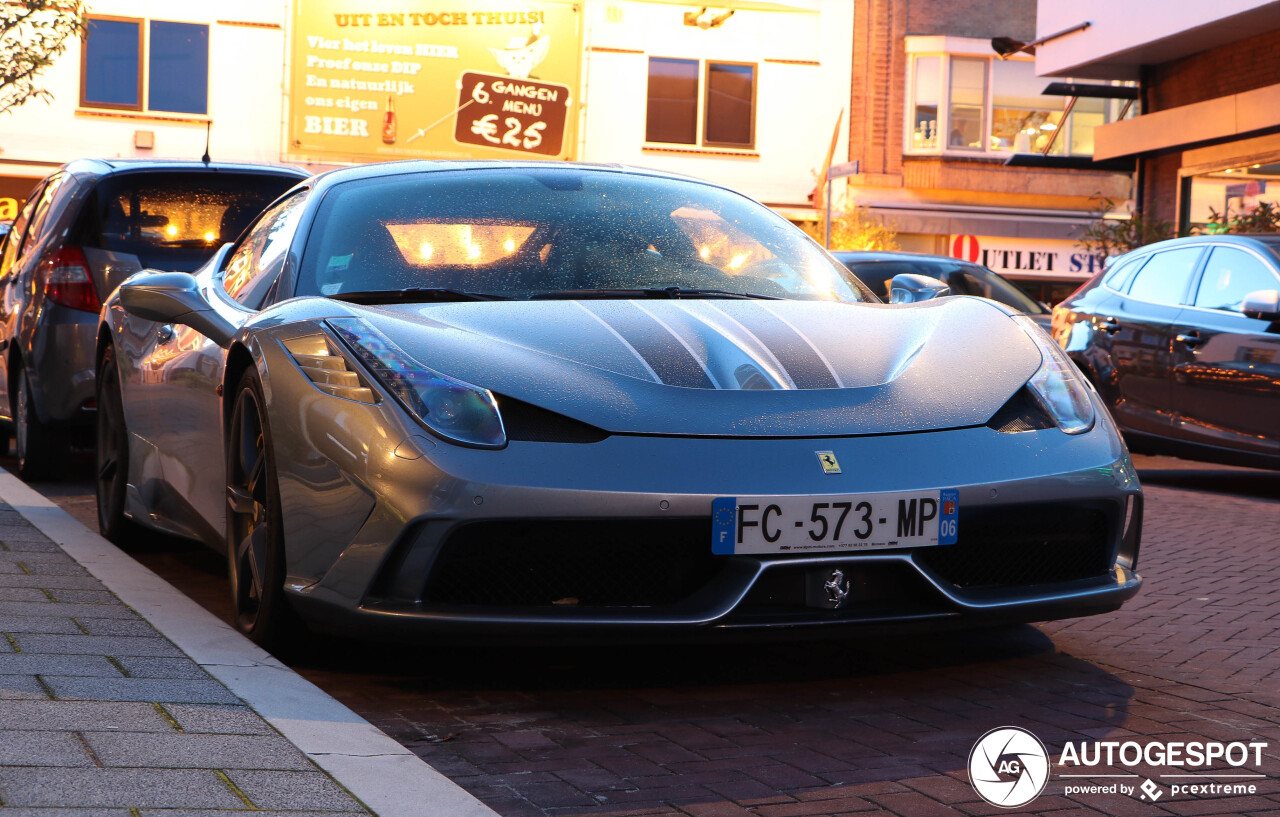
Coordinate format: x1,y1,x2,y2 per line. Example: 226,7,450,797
287,1,582,164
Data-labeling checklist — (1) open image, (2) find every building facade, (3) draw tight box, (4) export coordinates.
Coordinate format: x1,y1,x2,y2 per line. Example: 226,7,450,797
845,0,1133,303
1037,0,1280,236
0,0,852,230
578,1,851,217
0,0,290,218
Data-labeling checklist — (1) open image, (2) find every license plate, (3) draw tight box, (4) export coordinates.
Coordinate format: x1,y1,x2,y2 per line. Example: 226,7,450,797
711,489,959,555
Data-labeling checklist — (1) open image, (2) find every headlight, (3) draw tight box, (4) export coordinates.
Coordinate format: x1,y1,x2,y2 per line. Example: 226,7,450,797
328,317,506,448
1011,314,1095,435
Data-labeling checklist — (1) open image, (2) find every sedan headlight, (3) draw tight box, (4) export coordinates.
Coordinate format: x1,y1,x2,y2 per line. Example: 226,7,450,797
328,317,506,448
1011,314,1095,435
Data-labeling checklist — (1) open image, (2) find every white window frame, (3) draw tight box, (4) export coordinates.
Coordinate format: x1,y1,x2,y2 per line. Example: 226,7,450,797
903,36,1122,159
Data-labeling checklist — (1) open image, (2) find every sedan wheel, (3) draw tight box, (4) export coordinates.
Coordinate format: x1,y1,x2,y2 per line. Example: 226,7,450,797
96,344,134,544
226,367,301,650
14,368,69,481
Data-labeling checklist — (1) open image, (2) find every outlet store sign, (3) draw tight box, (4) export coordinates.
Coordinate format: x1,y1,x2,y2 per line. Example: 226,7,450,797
949,235,1104,278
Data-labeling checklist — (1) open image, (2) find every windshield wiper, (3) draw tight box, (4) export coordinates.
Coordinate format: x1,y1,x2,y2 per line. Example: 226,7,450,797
330,287,509,304
530,287,780,301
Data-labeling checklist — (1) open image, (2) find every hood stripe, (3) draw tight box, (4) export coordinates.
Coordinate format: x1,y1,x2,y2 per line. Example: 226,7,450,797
725,302,842,389
570,300,663,384
580,301,715,389
678,302,797,390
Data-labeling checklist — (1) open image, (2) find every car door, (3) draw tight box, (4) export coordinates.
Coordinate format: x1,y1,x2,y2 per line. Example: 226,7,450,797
1170,244,1280,457
0,179,49,421
1104,246,1204,436
148,189,311,542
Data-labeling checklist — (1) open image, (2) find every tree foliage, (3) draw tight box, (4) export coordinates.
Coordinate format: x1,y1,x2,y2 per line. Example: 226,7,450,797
1203,201,1280,234
802,206,900,252
1,1,87,116
1075,198,1173,260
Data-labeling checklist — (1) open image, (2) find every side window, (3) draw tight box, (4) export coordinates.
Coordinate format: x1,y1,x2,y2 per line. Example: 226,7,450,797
1103,256,1144,291
1124,247,1202,306
20,175,66,256
1193,247,1280,313
0,181,46,278
947,270,982,296
222,191,308,308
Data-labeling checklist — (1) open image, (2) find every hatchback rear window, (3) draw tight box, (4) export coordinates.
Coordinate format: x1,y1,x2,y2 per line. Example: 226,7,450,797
75,172,300,271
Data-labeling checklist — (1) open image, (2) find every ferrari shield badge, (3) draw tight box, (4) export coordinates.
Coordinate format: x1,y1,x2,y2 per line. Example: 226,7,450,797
815,451,841,474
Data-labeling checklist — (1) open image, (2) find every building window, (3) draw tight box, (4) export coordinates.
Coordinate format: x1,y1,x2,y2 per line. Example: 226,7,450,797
81,16,209,115
910,56,940,149
947,57,986,151
646,57,756,149
906,49,1131,158
1182,162,1280,233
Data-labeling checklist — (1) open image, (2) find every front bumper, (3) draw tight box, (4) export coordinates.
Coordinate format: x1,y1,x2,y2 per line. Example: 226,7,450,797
275,398,1143,641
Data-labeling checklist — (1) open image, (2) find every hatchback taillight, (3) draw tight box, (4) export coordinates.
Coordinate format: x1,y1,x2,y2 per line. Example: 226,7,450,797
43,246,101,313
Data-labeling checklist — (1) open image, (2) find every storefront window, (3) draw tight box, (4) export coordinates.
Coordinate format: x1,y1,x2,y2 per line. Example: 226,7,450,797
1183,163,1280,233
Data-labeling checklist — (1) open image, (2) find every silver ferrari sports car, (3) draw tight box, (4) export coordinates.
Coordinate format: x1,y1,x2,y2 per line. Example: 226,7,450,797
96,161,1142,648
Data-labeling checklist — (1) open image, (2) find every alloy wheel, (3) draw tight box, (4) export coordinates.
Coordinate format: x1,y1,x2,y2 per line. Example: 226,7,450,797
227,385,272,634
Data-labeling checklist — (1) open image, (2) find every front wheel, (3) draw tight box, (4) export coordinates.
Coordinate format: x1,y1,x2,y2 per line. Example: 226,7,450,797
14,368,69,482
226,366,302,652
96,344,136,544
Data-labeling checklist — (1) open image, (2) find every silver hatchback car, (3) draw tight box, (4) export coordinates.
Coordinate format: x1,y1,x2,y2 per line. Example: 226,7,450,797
0,159,307,479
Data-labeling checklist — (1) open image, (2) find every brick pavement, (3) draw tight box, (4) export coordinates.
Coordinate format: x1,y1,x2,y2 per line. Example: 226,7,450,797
0,501,373,815
298,470,1280,817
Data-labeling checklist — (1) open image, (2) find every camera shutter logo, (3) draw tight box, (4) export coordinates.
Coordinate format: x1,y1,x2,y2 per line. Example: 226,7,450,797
969,727,1051,808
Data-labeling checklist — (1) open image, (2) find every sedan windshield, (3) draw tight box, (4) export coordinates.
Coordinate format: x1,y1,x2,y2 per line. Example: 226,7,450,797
842,258,1045,314
296,168,871,303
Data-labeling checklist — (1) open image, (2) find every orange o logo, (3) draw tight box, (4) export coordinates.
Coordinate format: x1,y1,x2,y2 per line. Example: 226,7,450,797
952,235,980,263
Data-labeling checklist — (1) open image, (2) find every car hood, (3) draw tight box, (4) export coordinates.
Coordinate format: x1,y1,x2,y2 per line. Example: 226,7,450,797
340,297,1042,437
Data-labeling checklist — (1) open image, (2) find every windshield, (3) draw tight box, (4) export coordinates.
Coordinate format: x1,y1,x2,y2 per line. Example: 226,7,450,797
297,168,871,302
76,171,301,271
841,257,1045,314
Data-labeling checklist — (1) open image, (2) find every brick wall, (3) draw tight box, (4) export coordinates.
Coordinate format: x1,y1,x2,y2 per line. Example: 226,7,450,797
1138,28,1280,228
1147,28,1280,112
1141,151,1185,227
847,0,1123,213
905,0,1035,40
849,0,907,177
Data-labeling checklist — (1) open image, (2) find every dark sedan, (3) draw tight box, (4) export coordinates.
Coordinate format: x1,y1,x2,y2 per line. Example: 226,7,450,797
833,250,1052,329
1052,234,1280,470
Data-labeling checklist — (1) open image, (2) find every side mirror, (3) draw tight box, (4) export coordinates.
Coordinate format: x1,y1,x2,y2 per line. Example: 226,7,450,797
889,273,951,304
118,271,236,348
1242,288,1280,321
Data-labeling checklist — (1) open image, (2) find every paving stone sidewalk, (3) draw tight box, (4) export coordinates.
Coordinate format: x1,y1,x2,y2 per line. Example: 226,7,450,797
0,501,372,815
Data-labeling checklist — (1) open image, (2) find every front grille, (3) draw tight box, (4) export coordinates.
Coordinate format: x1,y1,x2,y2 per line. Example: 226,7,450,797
731,562,947,620
423,519,719,607
916,503,1114,589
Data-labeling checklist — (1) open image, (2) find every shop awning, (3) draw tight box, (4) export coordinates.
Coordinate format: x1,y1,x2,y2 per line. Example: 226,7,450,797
865,202,1108,241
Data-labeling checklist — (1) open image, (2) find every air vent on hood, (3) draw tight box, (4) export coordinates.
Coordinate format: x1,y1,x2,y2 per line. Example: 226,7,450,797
495,394,609,444
283,335,377,404
986,386,1055,433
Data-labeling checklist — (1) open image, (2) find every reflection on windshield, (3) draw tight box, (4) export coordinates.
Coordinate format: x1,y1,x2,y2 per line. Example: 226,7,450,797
299,168,869,303
80,173,300,272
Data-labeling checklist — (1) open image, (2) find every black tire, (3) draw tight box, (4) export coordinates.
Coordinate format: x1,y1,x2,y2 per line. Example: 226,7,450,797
226,366,303,652
14,367,69,482
96,344,136,544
